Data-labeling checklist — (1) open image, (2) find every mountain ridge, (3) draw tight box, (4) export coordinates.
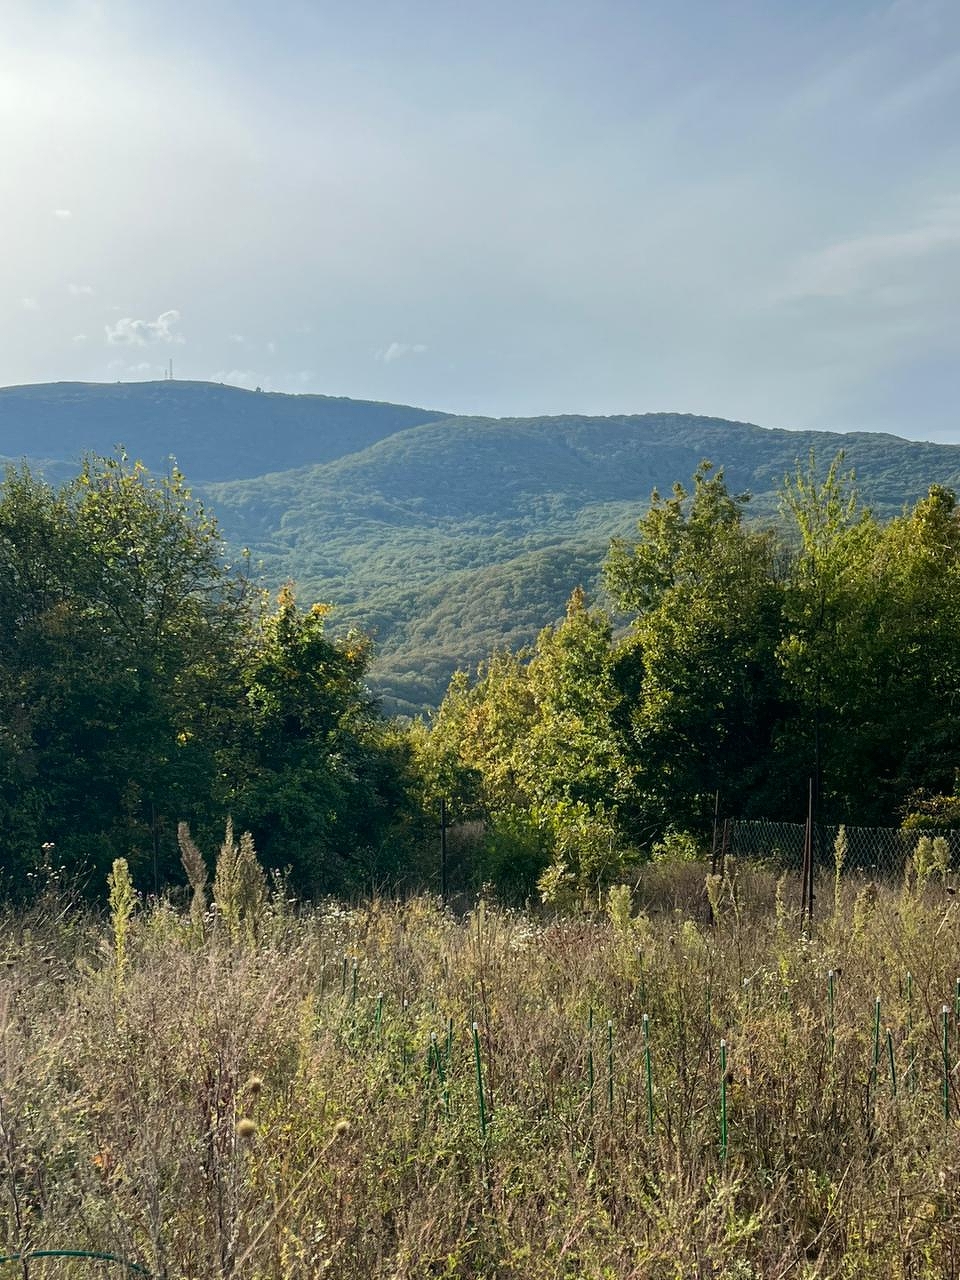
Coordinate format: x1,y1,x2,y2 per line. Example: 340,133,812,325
0,380,455,481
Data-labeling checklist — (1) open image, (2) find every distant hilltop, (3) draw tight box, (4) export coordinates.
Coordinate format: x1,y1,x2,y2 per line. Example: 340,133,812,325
0,380,453,482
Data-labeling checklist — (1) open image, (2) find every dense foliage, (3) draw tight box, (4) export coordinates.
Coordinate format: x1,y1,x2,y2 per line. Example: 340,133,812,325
7,448,960,904
0,458,422,895
424,458,960,897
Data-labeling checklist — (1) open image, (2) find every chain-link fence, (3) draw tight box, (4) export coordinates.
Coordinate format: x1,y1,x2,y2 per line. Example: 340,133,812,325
725,819,960,880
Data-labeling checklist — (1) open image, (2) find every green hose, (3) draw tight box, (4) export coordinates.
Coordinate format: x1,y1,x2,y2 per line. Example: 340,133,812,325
0,1251,150,1276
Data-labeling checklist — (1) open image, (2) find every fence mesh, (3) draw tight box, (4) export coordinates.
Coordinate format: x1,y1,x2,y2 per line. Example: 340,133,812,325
726,819,960,880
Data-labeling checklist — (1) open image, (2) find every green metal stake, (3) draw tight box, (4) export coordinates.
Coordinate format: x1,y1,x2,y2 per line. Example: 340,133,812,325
351,960,358,1005
906,972,915,1095
943,1005,951,1122
827,969,835,1060
341,954,348,996
719,1038,729,1166
430,1032,449,1116
607,1019,614,1114
887,1028,897,1097
872,996,881,1072
643,1013,654,1136
446,1016,454,1065
375,991,384,1046
472,1021,488,1140
401,998,409,1074
587,1006,595,1118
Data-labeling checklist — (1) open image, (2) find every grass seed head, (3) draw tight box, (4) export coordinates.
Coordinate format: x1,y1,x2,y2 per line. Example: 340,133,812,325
236,1117,258,1142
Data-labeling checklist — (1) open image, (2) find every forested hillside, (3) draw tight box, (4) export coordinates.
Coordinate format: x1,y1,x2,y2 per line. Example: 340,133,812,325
4,381,960,713
205,413,960,711
0,380,452,481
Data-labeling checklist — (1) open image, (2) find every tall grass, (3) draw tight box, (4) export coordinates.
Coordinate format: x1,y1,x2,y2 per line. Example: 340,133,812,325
1,868,959,1277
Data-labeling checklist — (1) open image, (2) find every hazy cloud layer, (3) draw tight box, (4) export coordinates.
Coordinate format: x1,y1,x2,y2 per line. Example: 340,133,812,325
2,0,960,439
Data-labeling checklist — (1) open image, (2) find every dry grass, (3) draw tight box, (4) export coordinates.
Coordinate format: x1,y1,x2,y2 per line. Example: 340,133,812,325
1,867,960,1278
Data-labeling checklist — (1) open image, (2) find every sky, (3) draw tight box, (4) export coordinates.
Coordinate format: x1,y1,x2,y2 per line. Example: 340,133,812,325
2,0,960,440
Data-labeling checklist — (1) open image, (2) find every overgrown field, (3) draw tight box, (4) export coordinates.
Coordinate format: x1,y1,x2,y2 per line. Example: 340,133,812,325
3,864,960,1279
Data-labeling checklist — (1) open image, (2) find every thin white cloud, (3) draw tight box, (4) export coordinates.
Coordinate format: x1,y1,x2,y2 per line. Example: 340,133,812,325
21,297,39,311
105,309,184,345
781,198,960,301
228,333,245,344
874,50,960,118
265,339,277,355
68,283,95,296
53,208,72,220
378,341,427,363
72,333,88,343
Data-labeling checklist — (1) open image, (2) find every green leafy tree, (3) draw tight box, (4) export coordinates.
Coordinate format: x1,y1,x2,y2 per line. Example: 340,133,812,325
780,460,960,821
230,587,421,893
605,462,787,832
423,590,636,896
0,457,253,889
524,588,632,812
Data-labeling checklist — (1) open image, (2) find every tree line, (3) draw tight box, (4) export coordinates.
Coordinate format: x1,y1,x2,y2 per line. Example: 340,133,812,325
3,453,960,901
418,457,960,897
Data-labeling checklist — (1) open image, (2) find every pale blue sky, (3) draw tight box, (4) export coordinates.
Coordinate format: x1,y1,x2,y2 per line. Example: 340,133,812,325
2,0,960,438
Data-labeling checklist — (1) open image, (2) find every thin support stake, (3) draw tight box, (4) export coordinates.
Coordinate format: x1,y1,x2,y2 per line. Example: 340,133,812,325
472,1021,488,1140
719,1038,729,1165
643,1013,654,1136
872,996,881,1079
587,1006,595,1118
887,1028,897,1098
607,1019,614,1114
906,972,916,1095
943,1005,951,1122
